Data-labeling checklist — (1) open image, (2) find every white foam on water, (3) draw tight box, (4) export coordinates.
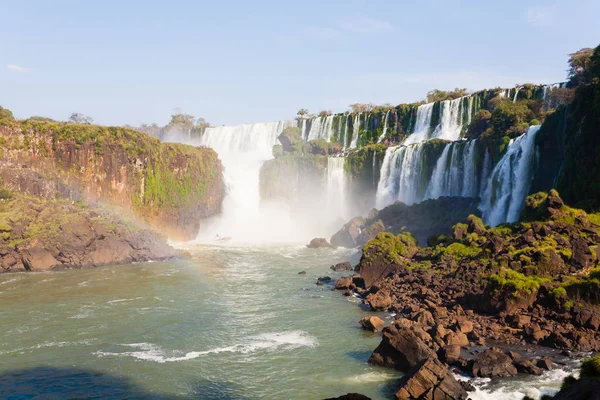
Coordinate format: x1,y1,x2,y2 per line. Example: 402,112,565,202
95,331,317,363
344,371,398,384
0,277,22,285
107,297,144,304
458,367,574,400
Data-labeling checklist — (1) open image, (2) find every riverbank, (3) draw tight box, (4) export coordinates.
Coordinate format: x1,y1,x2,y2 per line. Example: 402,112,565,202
325,190,600,399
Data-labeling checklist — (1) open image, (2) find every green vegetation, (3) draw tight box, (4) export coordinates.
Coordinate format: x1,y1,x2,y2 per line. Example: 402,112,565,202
426,88,469,103
363,232,417,265
441,242,482,259
489,268,549,297
581,354,600,378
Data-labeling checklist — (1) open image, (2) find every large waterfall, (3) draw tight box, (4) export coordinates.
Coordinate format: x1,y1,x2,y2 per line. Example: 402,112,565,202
375,127,540,226
479,126,541,227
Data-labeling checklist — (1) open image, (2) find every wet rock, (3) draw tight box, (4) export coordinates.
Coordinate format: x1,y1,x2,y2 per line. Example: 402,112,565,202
514,358,543,375
317,276,332,282
298,271,306,275
323,394,371,400
331,262,352,272
368,326,437,371
307,238,331,248
394,357,468,400
537,357,553,371
334,276,353,290
359,316,386,332
472,348,517,378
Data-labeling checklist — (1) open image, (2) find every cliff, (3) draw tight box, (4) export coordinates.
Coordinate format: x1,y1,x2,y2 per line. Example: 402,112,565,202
0,118,225,241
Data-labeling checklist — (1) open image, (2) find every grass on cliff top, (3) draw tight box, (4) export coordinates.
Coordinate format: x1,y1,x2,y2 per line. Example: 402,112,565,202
489,268,549,296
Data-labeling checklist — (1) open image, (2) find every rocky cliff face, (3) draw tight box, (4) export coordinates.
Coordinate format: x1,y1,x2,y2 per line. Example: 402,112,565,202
0,120,225,241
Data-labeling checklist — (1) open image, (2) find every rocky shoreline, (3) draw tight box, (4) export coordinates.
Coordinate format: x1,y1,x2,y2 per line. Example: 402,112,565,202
322,190,600,399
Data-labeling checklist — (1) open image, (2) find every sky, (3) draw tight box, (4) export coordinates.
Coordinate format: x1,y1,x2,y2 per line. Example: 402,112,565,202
1,0,599,127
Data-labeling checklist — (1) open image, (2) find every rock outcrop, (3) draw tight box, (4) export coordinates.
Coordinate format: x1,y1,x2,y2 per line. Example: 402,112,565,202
0,191,176,272
0,121,224,241
394,358,468,400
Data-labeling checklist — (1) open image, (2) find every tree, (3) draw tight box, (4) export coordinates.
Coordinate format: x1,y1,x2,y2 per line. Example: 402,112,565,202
426,88,469,103
69,112,93,124
348,103,374,114
168,112,196,130
296,109,309,120
0,106,14,120
568,48,594,78
196,117,210,129
318,110,332,118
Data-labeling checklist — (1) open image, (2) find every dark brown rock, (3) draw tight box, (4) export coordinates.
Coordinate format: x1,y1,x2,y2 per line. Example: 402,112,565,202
394,357,468,400
334,276,353,290
323,394,371,400
472,348,518,378
369,326,437,371
367,290,393,311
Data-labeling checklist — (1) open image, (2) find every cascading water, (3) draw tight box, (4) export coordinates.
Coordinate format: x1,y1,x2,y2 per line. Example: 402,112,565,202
193,120,299,241
377,110,390,143
305,115,335,141
479,126,541,227
403,103,434,145
375,144,426,208
326,157,348,224
349,113,361,148
425,140,482,200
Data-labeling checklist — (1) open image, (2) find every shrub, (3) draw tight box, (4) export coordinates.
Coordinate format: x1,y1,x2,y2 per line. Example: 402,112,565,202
581,354,600,378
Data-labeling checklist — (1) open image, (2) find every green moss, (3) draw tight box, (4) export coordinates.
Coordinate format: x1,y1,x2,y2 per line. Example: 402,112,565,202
551,286,567,300
489,268,549,296
363,232,417,265
442,242,482,259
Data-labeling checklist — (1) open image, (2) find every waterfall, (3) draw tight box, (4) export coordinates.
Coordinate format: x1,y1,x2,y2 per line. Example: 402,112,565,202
513,87,521,102
425,140,480,200
377,110,391,143
375,144,426,208
305,115,335,141
350,113,361,149
404,97,473,145
403,103,434,145
479,126,541,227
327,157,348,222
193,120,299,241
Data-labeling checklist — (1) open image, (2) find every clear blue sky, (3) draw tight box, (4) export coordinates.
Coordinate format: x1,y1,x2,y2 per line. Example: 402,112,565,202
1,0,598,126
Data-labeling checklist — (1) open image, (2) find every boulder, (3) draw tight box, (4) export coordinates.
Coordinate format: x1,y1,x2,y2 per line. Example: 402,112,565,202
367,290,393,311
331,262,353,272
572,237,593,268
394,357,468,400
472,348,518,378
330,217,365,248
323,394,372,400
514,358,543,375
441,344,461,365
18,239,60,271
359,316,386,332
369,326,437,371
537,357,553,371
307,238,331,248
455,317,474,334
358,232,417,288
334,276,353,290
